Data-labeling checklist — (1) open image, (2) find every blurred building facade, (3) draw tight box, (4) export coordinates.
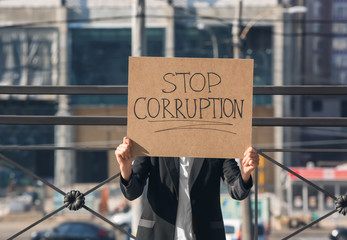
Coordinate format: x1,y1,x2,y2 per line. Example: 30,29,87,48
0,0,310,195
281,0,347,170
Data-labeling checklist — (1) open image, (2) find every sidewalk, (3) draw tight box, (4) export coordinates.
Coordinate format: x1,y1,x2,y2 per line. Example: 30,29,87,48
1,210,56,240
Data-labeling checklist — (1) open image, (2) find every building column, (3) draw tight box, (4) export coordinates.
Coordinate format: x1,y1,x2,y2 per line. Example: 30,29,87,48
131,0,146,236
273,6,285,210
54,5,76,190
165,2,175,57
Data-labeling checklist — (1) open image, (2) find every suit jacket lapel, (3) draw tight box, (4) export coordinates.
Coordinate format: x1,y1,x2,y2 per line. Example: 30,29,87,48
163,157,180,198
189,158,205,191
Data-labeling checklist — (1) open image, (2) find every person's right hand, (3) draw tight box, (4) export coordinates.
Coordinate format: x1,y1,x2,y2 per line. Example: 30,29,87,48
115,137,135,181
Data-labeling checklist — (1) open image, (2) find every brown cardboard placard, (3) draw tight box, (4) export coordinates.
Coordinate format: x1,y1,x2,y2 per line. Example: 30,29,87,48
127,57,254,159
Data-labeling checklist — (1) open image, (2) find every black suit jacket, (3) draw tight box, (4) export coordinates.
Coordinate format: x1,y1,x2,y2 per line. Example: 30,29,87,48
120,156,252,240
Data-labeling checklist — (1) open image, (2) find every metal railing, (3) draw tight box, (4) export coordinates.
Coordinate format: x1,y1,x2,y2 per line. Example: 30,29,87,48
1,85,347,240
256,148,347,240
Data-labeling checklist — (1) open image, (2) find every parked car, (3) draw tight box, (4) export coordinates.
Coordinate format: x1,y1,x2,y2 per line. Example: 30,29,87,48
329,228,347,240
108,204,132,229
224,218,268,240
30,221,116,240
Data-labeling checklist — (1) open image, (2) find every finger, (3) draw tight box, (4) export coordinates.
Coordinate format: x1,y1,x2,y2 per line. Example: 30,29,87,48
125,142,133,159
244,148,255,159
245,149,259,159
117,147,126,159
249,160,257,167
124,137,132,146
244,146,253,155
249,148,259,156
248,154,258,162
243,157,257,167
246,147,258,157
115,150,125,163
123,138,132,159
242,157,251,167
125,147,132,160
118,143,130,151
118,144,132,162
116,145,129,160
116,145,126,155
247,155,259,165
244,148,249,156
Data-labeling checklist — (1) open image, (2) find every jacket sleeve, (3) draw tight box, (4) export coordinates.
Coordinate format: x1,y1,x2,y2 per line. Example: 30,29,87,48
222,158,253,200
120,156,151,201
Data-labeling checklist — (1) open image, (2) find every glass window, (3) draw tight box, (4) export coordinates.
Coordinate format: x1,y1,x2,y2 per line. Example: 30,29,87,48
224,226,235,234
68,223,95,237
342,101,347,117
0,100,55,178
175,26,214,58
0,28,59,89
333,23,347,34
312,23,321,33
312,100,322,112
323,185,335,210
332,54,347,69
56,223,71,234
308,186,319,211
293,184,303,211
333,2,347,19
241,27,273,106
70,28,164,105
332,70,347,84
75,151,108,183
341,185,347,196
333,38,347,51
313,1,322,17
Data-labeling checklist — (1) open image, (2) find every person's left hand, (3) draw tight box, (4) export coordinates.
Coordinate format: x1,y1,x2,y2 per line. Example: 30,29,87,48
240,147,260,182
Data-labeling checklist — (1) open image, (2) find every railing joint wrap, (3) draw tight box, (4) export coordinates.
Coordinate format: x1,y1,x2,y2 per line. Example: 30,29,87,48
336,194,347,216
64,190,85,211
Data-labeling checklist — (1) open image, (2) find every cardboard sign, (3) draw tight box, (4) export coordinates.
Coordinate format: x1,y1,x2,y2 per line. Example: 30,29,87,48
127,57,254,159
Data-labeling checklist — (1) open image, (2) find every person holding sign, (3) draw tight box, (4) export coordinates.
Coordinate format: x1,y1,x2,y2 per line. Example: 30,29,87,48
115,137,259,240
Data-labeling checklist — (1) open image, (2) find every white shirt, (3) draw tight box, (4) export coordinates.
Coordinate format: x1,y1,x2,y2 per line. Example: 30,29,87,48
175,157,196,240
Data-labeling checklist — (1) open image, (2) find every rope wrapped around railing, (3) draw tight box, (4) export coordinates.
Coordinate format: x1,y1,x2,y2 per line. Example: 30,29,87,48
64,190,85,211
336,194,347,216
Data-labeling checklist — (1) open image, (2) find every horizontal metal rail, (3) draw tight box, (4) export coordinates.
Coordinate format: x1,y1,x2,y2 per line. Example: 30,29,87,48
257,148,347,153
252,117,347,126
0,85,347,95
0,116,127,125
253,85,347,95
0,116,347,126
0,146,117,151
3,146,347,152
0,85,128,95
